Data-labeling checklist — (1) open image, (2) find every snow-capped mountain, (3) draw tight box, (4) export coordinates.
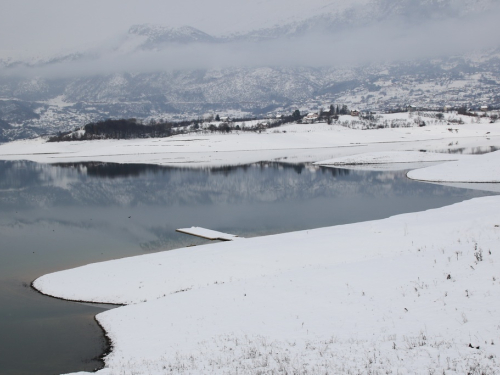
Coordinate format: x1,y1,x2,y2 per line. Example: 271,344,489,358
2,0,494,63
122,0,500,46
0,0,499,142
128,25,218,47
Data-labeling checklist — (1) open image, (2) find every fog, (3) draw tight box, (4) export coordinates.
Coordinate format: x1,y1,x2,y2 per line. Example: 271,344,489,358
0,0,363,51
1,0,500,78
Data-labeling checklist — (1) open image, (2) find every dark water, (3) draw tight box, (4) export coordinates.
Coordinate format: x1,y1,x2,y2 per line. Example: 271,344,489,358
0,160,495,375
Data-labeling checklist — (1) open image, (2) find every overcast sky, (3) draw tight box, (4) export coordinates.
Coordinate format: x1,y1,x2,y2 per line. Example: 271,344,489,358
1,0,499,76
0,0,364,52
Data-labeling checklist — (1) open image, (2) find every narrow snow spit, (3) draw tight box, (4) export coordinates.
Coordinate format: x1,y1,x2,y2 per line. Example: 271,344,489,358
35,195,500,375
315,151,469,167
176,227,242,241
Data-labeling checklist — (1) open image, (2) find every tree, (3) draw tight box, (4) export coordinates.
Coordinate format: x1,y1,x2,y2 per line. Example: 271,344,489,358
339,105,349,115
219,123,231,133
215,114,220,121
292,109,301,121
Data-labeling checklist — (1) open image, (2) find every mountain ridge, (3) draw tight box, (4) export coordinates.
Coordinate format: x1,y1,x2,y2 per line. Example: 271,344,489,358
0,0,499,142
2,0,498,66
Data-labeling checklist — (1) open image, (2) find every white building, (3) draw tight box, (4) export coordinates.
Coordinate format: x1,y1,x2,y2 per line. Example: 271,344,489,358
303,113,319,123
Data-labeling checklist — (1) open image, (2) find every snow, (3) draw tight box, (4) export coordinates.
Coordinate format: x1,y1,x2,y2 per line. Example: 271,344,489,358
315,151,471,168
11,118,500,374
176,227,242,241
1,121,499,167
34,196,500,374
407,150,500,183
40,95,75,108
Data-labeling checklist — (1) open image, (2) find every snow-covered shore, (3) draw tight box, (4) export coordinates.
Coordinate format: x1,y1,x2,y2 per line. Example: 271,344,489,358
407,150,500,183
315,149,500,184
15,118,500,374
35,196,500,374
314,150,500,183
1,120,499,167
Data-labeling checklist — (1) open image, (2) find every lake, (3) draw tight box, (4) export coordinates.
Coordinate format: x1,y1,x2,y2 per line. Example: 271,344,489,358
0,160,495,375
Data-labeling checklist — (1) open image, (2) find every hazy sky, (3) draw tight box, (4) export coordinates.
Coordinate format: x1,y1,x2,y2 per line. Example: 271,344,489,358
1,0,499,76
0,0,363,52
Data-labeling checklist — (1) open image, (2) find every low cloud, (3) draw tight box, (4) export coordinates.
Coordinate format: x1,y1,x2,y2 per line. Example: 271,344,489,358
2,7,500,79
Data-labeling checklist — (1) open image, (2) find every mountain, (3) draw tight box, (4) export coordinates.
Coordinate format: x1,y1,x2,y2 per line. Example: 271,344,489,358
0,100,39,120
128,25,218,47
122,0,500,46
0,119,11,130
0,0,499,142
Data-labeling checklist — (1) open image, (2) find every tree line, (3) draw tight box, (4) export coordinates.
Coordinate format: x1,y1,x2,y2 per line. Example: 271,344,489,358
47,106,357,142
48,118,177,142
48,112,308,142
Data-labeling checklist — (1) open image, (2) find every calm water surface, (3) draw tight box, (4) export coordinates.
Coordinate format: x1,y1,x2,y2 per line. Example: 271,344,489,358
0,160,495,375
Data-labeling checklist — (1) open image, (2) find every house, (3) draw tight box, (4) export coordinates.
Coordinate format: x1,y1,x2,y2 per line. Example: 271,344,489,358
407,105,417,112
219,116,230,122
443,105,452,112
303,113,319,123
319,108,333,119
320,108,332,115
481,105,488,112
350,109,360,117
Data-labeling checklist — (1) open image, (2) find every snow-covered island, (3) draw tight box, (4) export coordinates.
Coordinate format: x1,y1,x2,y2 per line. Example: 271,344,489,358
3,111,500,374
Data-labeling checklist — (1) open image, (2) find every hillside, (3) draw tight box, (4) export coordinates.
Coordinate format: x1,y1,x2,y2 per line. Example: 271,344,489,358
0,0,499,142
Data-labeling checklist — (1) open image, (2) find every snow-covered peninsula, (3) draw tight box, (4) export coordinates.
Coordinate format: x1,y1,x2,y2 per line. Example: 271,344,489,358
35,195,500,374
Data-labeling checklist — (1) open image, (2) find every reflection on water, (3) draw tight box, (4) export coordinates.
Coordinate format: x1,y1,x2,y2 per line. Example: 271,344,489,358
435,145,500,155
0,160,495,375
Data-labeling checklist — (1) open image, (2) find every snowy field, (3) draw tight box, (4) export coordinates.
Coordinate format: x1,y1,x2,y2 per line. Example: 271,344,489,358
1,113,499,168
5,114,499,374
